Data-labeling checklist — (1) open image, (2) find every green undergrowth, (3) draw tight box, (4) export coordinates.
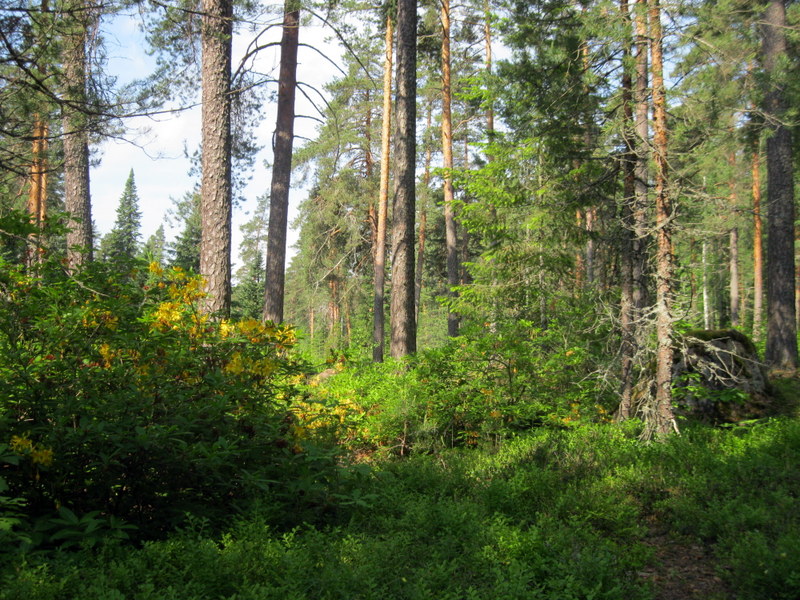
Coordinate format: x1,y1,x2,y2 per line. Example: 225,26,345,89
3,419,800,599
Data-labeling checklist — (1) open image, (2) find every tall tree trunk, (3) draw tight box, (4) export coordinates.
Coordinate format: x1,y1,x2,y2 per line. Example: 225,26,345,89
27,117,48,269
441,0,459,337
483,0,493,141
200,0,233,314
729,227,740,326
762,0,797,370
702,240,712,328
649,0,676,438
632,0,649,314
263,2,300,323
728,148,740,327
415,103,433,326
62,14,92,270
618,0,635,420
752,148,764,341
389,0,417,358
373,12,393,363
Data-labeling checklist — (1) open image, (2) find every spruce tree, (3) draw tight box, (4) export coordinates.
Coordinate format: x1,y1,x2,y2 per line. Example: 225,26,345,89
99,170,142,263
141,224,166,265
168,192,202,273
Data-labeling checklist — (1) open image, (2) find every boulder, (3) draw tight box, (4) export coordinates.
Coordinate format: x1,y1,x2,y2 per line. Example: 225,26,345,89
672,329,774,423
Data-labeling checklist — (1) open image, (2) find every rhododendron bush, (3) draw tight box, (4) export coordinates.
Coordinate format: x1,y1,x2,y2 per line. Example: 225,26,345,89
0,257,312,546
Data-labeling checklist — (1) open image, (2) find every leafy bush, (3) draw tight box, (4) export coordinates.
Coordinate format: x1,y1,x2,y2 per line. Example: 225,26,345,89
299,321,614,456
0,257,311,545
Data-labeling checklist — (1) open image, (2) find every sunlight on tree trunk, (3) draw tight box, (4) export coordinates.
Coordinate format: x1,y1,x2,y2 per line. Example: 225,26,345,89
441,0,459,338
200,0,233,315
373,12,393,363
649,0,677,439
389,0,417,358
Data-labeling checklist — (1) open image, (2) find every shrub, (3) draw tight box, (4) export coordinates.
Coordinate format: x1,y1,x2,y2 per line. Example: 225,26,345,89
0,257,310,545
299,321,614,456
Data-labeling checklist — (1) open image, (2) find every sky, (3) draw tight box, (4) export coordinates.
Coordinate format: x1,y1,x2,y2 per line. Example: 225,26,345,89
90,8,342,270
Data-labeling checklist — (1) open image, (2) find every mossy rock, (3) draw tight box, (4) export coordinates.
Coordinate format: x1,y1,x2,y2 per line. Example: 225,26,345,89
672,329,774,424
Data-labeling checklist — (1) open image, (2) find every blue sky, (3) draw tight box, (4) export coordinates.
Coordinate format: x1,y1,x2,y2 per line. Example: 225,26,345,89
90,9,341,270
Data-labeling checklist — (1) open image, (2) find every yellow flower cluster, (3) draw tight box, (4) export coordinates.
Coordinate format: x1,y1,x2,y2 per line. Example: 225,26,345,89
219,318,280,344
291,396,362,435
168,274,205,304
98,343,120,368
82,307,119,331
223,352,278,379
148,261,164,277
9,435,53,467
152,301,184,331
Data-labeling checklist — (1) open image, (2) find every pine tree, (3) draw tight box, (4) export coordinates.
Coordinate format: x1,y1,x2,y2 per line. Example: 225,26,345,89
168,192,202,273
199,0,234,314
389,0,418,358
99,170,142,263
762,0,797,370
263,0,301,324
61,0,94,270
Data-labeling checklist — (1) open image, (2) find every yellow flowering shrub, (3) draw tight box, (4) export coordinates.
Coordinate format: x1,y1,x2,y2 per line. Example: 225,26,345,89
0,256,311,541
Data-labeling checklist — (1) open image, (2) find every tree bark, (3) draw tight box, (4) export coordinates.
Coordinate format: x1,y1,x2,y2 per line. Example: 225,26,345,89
373,12,393,362
618,0,635,420
632,0,649,314
762,0,797,370
200,0,233,314
729,227,740,326
441,0,459,337
263,2,300,323
728,147,740,327
389,0,417,358
649,0,676,438
415,103,433,326
62,15,92,270
27,117,48,269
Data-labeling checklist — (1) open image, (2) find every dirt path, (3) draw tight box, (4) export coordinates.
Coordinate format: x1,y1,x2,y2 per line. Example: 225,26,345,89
638,523,733,600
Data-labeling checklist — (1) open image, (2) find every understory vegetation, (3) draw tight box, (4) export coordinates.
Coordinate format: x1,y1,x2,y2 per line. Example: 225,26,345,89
2,258,799,599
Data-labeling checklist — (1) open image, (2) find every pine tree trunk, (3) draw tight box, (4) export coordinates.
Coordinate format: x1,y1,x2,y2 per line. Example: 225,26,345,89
263,2,299,323
728,148,740,327
62,17,92,270
200,0,233,314
441,0,459,337
483,0,494,141
632,0,649,314
752,148,764,341
389,0,417,358
415,105,432,326
373,13,393,363
618,0,635,420
762,0,797,370
729,227,740,326
27,117,48,269
649,0,676,438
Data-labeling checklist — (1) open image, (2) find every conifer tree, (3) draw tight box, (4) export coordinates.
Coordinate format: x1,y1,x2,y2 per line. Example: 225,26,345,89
61,0,94,270
389,0,418,358
141,225,166,265
168,192,202,273
761,0,797,370
99,170,142,263
199,0,234,314
263,0,300,324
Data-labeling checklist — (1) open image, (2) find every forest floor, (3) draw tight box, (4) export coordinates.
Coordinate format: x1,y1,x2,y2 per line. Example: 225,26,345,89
641,519,732,600
640,374,800,600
